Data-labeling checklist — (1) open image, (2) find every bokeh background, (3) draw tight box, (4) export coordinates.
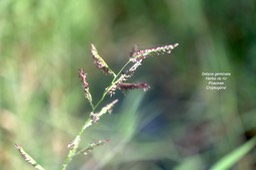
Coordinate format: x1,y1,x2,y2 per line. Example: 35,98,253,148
1,0,256,169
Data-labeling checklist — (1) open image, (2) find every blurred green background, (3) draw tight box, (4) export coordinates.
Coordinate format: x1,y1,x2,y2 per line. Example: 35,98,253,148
1,0,256,169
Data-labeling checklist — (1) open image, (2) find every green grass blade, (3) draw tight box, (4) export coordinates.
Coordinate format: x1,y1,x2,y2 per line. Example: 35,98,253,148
210,136,256,170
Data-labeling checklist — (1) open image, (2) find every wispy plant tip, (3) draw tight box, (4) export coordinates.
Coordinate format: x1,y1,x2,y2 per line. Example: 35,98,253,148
15,143,45,170
90,43,116,76
79,69,93,107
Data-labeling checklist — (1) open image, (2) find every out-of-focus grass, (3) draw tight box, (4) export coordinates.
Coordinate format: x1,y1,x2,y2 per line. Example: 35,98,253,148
1,0,256,169
210,136,256,170
0,1,103,169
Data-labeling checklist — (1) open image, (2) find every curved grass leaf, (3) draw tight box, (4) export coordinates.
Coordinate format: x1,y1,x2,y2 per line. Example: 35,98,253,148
210,136,256,170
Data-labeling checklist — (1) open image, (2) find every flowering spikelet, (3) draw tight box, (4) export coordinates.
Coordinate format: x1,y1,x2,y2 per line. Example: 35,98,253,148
107,73,129,95
90,43,115,76
117,82,150,92
107,84,118,96
107,62,142,96
126,61,142,76
81,139,110,155
79,69,92,104
67,135,81,149
99,99,118,115
90,99,118,123
79,69,88,89
15,144,45,170
130,43,179,62
90,112,100,123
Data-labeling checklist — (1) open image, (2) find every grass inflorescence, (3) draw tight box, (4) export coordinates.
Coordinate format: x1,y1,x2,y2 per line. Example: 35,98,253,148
15,43,179,169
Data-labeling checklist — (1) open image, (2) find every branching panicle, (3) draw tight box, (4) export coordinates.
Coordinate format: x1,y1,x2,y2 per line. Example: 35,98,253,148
107,74,130,96
17,42,178,170
106,44,178,96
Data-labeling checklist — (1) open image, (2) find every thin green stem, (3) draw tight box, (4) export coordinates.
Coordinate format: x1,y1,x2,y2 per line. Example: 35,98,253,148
61,119,93,170
61,60,132,169
93,91,108,112
112,60,131,83
89,100,95,111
